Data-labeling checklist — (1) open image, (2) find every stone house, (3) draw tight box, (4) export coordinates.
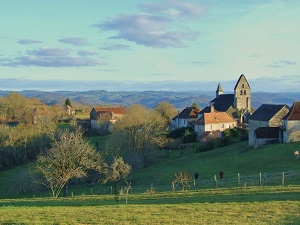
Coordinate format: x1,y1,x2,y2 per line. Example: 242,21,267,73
283,102,300,143
65,105,75,116
253,127,282,148
171,106,200,130
90,106,126,133
194,106,237,142
248,104,290,147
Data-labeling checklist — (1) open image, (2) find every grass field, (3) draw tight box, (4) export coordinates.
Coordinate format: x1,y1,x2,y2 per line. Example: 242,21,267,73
128,141,300,185
0,141,299,224
0,186,299,224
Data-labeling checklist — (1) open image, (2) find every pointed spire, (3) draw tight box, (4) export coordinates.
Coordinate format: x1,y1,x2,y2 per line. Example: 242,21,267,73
216,83,223,98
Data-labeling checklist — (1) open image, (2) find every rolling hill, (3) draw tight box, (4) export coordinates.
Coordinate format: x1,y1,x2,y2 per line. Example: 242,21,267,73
0,90,299,110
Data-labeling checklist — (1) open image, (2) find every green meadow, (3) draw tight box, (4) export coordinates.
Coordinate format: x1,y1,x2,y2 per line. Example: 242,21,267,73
0,186,299,224
0,141,299,224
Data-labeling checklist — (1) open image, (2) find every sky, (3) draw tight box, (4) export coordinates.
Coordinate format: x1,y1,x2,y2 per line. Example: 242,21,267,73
0,0,299,92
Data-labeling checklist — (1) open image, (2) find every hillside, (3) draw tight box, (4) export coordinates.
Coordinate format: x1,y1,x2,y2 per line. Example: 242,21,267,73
0,90,299,110
128,141,300,186
0,141,299,198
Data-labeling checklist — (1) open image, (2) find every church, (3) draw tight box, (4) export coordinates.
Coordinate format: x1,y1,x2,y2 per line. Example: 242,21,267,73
172,74,253,133
201,74,252,123
193,74,252,140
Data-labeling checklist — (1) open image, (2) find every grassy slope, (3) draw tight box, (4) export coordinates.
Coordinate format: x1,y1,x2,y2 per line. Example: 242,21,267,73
0,141,299,198
128,141,300,185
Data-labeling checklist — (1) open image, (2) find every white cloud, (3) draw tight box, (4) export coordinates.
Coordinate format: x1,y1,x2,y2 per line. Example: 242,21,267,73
96,14,197,48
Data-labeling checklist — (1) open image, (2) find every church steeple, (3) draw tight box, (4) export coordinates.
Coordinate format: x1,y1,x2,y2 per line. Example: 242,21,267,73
216,83,223,98
234,74,251,111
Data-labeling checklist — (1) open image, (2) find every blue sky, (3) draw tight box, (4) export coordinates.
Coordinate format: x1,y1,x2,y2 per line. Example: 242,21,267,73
0,0,299,92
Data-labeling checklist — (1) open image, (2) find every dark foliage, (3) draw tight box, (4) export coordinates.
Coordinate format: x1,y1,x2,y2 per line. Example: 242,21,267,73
167,127,197,143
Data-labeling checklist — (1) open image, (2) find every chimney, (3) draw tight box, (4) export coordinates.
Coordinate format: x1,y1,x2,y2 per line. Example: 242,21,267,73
211,105,214,113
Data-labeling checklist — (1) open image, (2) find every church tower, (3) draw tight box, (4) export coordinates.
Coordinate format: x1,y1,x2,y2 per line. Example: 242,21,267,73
234,74,251,111
216,83,223,98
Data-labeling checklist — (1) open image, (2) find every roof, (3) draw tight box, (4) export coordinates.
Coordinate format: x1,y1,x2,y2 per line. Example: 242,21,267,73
198,130,220,141
65,105,73,110
199,106,219,114
283,102,300,120
255,127,280,139
234,74,251,90
92,106,126,114
174,106,200,119
249,104,289,121
216,83,223,93
195,111,236,125
210,94,234,112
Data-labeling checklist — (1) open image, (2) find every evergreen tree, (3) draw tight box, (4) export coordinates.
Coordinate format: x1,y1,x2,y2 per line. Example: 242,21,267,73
64,98,72,107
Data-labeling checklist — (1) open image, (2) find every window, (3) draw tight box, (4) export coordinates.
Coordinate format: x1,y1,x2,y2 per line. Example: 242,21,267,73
242,84,245,88
240,90,243,95
244,90,246,95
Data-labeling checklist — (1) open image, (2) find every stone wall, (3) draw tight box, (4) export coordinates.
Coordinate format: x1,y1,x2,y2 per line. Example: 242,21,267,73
283,120,300,143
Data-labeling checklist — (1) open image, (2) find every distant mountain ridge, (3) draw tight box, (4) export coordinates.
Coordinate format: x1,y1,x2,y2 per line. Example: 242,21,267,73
0,90,299,110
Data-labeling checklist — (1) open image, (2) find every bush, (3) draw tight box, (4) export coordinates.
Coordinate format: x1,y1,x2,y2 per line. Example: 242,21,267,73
167,127,197,143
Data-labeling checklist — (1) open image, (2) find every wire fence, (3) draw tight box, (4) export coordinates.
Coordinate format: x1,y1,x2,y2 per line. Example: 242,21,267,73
67,170,299,197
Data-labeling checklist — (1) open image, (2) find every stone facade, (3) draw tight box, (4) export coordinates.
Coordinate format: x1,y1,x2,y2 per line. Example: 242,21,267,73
283,120,300,143
283,102,300,143
248,104,290,146
248,120,269,146
234,74,251,111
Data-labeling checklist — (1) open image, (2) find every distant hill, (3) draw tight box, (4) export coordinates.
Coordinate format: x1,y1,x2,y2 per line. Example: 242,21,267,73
0,90,299,110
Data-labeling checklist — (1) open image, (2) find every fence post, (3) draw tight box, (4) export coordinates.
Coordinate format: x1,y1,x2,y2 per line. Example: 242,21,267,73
259,173,262,186
237,173,240,187
282,172,285,186
214,175,218,189
264,173,266,186
172,182,175,192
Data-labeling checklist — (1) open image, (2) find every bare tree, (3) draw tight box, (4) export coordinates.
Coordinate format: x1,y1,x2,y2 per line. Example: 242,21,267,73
34,128,105,197
173,171,193,191
113,104,167,154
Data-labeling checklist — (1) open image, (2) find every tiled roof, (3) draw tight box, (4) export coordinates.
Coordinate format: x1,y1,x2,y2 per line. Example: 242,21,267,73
174,106,201,119
255,127,280,139
198,130,220,141
93,106,126,114
249,104,288,121
195,111,236,125
66,105,73,110
283,102,300,120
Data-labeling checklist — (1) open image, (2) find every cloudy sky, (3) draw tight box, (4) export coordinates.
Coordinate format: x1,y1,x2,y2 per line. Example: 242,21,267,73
0,0,299,92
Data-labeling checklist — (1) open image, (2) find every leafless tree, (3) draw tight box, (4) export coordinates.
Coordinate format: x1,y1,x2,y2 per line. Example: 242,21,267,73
35,128,105,197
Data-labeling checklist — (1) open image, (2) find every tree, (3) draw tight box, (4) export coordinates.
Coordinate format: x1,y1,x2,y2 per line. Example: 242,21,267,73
64,98,72,107
103,156,131,196
155,102,178,124
173,171,192,191
34,128,105,197
4,92,33,123
112,104,167,157
192,102,201,111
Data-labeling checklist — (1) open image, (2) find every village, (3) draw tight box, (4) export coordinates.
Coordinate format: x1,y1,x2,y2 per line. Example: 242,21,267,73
88,74,300,149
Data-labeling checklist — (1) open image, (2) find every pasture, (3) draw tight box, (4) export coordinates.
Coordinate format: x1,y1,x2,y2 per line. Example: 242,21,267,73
0,186,299,224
